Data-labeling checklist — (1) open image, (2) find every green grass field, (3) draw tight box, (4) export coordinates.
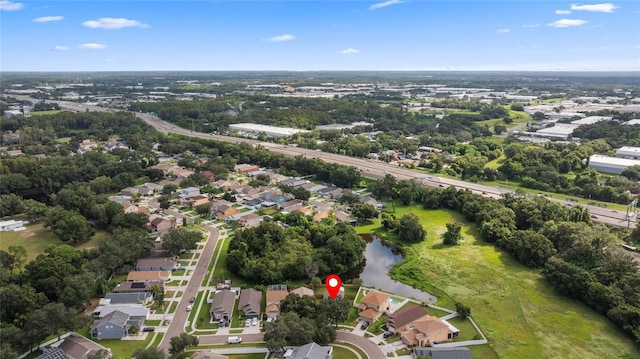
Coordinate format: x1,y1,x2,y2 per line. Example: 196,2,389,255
0,222,109,263
368,205,639,359
331,346,358,359
30,110,64,116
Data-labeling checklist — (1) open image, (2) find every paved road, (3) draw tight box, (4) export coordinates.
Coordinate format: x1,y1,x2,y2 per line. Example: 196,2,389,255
147,198,221,353
337,331,386,359
20,96,635,228
198,333,264,345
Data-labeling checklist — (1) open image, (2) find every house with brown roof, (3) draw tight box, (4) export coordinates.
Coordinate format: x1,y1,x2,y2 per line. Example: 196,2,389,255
398,314,458,347
123,203,150,215
386,305,427,334
147,216,176,233
290,286,315,298
266,285,289,319
199,170,216,182
358,290,390,323
238,288,262,319
279,199,304,213
126,270,171,282
239,213,262,228
37,333,113,359
182,195,210,209
235,164,261,175
211,200,239,220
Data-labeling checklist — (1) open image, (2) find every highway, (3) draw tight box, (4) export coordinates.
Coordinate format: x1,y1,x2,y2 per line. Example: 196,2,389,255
27,97,636,228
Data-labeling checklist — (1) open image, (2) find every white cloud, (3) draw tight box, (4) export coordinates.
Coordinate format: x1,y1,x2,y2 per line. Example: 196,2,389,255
570,3,618,13
547,19,588,28
369,0,402,10
522,24,540,28
0,1,23,11
338,48,360,54
267,34,295,42
82,17,148,30
78,43,107,50
53,45,69,51
555,9,572,14
497,28,511,33
33,16,63,23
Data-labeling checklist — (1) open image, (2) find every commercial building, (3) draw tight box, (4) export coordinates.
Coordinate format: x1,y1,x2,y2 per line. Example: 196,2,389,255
616,146,640,160
229,123,309,137
588,155,640,174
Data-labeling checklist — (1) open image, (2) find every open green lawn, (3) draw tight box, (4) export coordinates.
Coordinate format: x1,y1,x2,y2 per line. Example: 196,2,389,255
211,237,252,287
369,205,640,359
0,222,108,263
93,334,154,359
31,110,64,116
331,346,358,359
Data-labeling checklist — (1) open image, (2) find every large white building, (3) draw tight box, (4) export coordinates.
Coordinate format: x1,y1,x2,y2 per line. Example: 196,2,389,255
0,220,25,231
588,155,640,174
229,123,309,138
616,146,640,160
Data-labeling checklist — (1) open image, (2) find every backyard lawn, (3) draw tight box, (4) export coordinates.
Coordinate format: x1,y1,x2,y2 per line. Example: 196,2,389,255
366,205,640,359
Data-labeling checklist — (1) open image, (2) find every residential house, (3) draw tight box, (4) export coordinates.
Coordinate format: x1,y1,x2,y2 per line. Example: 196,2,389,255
239,213,262,228
308,184,327,195
386,305,427,334
266,285,289,319
172,168,195,178
126,270,171,282
210,290,236,324
317,186,343,199
279,199,304,213
108,195,131,205
279,178,299,187
147,217,176,233
358,290,390,323
120,187,142,197
182,195,210,209
259,190,289,204
290,287,315,298
199,170,216,182
91,305,149,319
322,286,344,299
399,315,458,347
244,197,263,208
314,212,329,222
123,203,150,215
180,187,201,198
411,347,472,359
135,257,176,271
293,207,314,217
335,211,358,226
36,333,112,359
238,288,262,319
235,164,261,175
90,310,143,340
268,173,290,184
360,195,381,209
283,342,333,359
143,182,164,193
150,164,177,176
112,281,163,294
102,292,153,305
6,149,24,157
78,139,99,154
191,352,229,359
131,185,154,196
211,200,239,220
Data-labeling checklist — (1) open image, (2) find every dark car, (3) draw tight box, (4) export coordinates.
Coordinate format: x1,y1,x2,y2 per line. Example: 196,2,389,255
189,296,196,303
360,321,370,330
142,327,155,332
383,331,394,339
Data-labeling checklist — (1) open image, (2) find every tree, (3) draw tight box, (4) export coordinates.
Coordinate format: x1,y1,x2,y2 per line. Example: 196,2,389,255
162,228,202,255
168,333,198,356
0,283,47,325
494,124,507,135
396,213,426,243
455,302,471,319
0,245,26,277
442,223,462,245
133,347,166,359
162,184,177,195
28,302,89,341
319,298,351,327
44,209,95,243
158,195,171,210
195,203,210,216
263,312,316,351
351,203,378,222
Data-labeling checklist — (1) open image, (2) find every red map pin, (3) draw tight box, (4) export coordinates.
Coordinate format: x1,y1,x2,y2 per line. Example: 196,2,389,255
325,274,342,299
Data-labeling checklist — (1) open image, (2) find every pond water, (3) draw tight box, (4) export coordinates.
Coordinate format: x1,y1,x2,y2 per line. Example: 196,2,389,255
348,236,437,304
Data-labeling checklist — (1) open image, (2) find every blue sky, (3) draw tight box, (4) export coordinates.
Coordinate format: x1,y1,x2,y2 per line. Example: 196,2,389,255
1,1,639,71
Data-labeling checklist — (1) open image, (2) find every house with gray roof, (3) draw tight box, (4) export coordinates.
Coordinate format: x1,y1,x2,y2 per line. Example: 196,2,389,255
37,333,112,359
210,290,236,322
90,310,137,339
92,304,149,319
111,281,163,293
283,342,333,359
411,347,473,359
135,257,176,271
102,292,153,305
238,288,262,319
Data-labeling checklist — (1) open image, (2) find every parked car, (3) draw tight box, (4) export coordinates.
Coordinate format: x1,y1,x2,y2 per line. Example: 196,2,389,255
189,296,196,303
143,327,155,332
383,331,393,339
227,336,242,344
360,321,370,330
186,305,193,311
252,317,258,326
245,319,251,327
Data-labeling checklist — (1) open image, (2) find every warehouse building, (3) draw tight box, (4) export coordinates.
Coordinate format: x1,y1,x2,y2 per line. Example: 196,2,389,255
588,155,640,174
616,146,640,160
229,123,309,138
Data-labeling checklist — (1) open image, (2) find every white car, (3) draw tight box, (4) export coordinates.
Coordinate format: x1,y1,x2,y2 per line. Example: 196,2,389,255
252,317,258,326
245,319,251,327
186,305,193,312
227,336,242,344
